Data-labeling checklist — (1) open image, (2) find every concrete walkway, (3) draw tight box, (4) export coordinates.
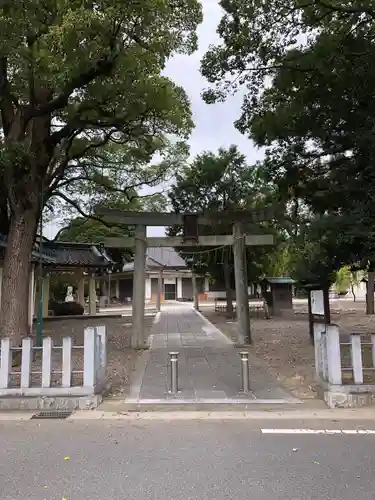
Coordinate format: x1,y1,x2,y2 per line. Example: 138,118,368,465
126,303,300,407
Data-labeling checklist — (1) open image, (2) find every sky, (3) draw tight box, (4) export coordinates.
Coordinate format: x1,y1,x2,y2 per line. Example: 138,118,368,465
45,0,262,239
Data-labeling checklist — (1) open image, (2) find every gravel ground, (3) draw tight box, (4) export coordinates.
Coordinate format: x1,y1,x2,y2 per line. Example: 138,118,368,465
12,316,156,397
203,300,375,400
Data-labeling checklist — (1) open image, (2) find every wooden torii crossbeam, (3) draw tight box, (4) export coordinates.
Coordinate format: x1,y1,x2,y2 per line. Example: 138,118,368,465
100,209,276,348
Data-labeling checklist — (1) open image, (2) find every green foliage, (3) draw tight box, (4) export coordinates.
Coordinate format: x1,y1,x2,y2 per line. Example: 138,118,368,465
335,266,351,294
168,145,280,284
0,0,202,337
0,0,201,217
201,1,375,276
57,194,143,269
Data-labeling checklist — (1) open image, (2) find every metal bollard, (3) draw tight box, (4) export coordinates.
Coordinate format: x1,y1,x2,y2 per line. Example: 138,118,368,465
169,352,179,394
239,351,250,393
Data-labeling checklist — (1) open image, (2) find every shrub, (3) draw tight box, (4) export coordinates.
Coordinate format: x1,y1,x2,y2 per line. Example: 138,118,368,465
52,301,84,316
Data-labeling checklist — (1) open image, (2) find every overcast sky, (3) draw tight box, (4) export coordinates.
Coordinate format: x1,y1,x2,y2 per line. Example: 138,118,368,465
46,0,262,239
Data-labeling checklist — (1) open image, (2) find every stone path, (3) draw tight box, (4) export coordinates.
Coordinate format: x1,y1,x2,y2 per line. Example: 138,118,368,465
126,303,300,405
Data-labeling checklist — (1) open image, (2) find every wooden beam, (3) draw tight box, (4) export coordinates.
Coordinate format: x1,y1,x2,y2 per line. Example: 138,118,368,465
104,235,274,248
98,207,276,227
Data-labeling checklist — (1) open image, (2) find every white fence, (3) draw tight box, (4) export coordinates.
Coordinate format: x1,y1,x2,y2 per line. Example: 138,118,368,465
0,326,106,397
314,323,375,387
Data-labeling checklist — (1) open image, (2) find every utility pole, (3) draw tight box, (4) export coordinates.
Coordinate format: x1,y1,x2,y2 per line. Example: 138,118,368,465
233,222,251,344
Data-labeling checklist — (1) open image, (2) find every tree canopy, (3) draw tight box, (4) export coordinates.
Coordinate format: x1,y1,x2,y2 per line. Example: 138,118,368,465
168,146,281,308
201,0,375,282
0,0,202,340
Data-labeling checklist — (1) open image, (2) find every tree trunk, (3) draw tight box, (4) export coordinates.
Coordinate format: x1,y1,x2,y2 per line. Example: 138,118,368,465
366,271,375,315
0,207,38,343
351,283,356,302
223,251,234,317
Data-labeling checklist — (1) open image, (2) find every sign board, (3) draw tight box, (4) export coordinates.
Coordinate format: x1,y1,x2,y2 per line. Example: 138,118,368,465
311,289,324,316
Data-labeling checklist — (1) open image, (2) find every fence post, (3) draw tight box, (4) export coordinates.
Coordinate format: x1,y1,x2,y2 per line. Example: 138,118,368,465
20,338,32,388
42,337,52,388
371,334,375,368
0,338,11,389
62,337,72,388
319,332,328,380
96,325,107,387
313,323,325,376
326,324,342,385
350,333,363,384
84,327,96,389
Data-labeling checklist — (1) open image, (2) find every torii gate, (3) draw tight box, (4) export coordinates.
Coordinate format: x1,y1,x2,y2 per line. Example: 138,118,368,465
100,209,275,348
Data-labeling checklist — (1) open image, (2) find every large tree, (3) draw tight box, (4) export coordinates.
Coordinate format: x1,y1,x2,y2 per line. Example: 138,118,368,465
0,0,201,341
201,1,375,306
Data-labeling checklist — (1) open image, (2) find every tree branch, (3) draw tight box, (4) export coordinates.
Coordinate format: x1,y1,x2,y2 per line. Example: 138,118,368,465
54,190,112,228
34,58,116,118
315,0,375,18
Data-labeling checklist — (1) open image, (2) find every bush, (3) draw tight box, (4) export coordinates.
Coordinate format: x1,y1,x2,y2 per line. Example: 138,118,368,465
52,301,85,316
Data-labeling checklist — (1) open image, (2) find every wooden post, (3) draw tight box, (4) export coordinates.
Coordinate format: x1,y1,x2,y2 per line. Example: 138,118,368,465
88,274,96,315
156,270,163,312
28,265,35,333
366,271,375,315
77,272,85,307
132,224,147,348
233,222,251,345
192,272,199,311
42,273,50,318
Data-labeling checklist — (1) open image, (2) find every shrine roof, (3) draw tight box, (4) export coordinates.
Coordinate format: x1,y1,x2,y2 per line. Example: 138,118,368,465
122,247,187,272
264,277,296,284
41,241,114,268
0,235,114,269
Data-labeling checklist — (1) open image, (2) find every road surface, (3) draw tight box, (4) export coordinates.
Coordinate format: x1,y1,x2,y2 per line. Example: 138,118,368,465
1,418,375,499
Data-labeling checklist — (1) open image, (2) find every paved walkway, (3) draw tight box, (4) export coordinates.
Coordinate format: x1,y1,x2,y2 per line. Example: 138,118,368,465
126,303,300,405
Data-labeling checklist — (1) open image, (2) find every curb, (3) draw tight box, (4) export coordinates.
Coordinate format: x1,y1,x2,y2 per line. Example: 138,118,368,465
2,408,375,421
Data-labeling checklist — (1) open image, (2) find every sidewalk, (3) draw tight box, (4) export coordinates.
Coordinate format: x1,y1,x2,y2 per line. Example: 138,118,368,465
125,303,301,407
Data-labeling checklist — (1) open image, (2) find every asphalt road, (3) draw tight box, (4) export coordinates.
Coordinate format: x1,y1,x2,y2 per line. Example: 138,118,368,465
1,419,375,499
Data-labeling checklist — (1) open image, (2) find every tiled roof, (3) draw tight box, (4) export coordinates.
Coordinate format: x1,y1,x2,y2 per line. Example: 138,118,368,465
122,247,187,272
147,247,187,269
41,241,113,268
264,277,296,284
0,234,113,268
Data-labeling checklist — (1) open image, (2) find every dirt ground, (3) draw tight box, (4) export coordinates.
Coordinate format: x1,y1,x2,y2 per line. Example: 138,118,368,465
203,300,375,400
24,316,155,397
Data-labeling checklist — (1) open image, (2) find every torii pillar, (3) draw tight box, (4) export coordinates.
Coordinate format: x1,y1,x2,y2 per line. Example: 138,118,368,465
233,222,251,344
100,209,275,348
132,224,147,348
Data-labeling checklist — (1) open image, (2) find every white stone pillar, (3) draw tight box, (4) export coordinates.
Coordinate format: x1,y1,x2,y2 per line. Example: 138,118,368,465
145,277,152,301
115,279,120,300
326,324,342,385
204,277,210,293
28,265,35,332
177,277,183,300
